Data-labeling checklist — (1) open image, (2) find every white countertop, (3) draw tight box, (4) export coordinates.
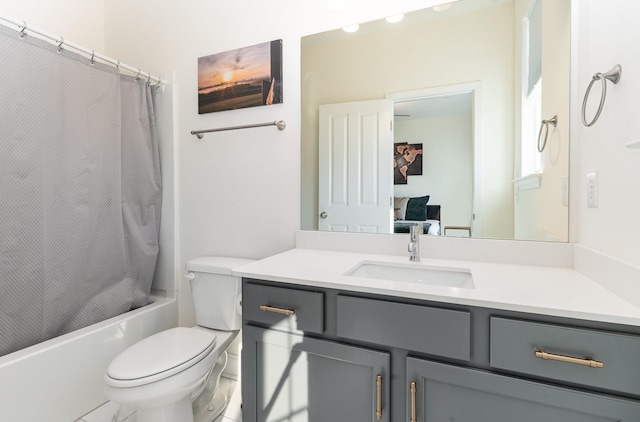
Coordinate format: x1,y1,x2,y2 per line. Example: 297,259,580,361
233,248,640,326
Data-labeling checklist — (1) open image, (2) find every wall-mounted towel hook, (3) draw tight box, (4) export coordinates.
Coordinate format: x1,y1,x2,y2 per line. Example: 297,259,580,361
581,64,622,127
537,115,557,152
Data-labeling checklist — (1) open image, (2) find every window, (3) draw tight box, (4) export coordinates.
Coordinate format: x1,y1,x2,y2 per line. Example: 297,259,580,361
519,0,542,177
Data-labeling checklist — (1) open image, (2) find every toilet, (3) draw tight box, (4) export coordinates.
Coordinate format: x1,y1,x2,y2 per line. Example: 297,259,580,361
104,256,255,422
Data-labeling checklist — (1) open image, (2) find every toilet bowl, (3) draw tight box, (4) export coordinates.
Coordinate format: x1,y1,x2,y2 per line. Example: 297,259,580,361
104,257,255,422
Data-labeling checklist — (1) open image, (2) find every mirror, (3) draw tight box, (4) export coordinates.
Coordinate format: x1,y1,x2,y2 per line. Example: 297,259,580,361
301,0,570,242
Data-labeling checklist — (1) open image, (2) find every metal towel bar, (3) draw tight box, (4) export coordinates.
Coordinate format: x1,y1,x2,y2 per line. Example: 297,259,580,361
191,120,286,139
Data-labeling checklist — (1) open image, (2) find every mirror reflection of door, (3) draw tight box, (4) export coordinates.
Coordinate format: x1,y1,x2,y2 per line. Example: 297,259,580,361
393,93,474,236
318,100,393,232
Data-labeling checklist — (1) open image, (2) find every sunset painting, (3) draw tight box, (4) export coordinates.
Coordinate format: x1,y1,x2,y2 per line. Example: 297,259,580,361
198,39,283,114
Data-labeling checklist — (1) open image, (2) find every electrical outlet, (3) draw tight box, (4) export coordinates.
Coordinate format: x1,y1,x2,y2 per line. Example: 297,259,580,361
561,177,569,206
587,171,598,208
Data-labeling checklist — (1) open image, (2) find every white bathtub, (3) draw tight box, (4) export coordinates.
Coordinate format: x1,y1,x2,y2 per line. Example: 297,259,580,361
0,295,177,422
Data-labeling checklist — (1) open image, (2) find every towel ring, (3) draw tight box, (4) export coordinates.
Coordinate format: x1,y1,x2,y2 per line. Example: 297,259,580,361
537,115,558,152
581,64,622,127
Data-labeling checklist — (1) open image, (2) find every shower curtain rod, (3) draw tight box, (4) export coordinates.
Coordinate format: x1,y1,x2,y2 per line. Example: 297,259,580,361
0,14,164,86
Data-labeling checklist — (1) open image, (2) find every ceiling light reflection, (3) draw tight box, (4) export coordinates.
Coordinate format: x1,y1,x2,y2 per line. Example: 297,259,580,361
385,14,404,23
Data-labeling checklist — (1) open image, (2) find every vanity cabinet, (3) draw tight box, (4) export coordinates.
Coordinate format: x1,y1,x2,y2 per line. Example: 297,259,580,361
406,357,640,421
242,326,389,422
242,279,640,422
242,282,390,422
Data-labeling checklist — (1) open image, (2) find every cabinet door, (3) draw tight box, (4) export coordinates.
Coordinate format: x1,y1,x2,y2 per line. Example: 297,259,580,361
406,357,640,421
243,325,390,422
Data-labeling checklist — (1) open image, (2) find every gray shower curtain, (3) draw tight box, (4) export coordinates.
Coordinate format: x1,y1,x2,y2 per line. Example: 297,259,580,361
0,25,161,356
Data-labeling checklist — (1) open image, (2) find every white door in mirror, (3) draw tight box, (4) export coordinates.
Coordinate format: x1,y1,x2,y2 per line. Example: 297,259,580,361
318,100,394,232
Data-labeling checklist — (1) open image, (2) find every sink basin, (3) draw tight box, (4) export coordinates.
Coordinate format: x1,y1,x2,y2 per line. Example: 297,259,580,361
345,261,474,289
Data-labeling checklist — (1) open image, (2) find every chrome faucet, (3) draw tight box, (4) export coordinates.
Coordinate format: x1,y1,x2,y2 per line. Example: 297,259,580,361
408,224,421,262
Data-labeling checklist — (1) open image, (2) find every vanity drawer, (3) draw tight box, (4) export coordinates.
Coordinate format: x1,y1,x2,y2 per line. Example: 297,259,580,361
337,295,471,361
490,317,640,396
243,283,324,334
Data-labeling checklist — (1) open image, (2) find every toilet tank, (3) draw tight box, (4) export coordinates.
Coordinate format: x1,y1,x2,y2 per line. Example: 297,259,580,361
185,256,256,331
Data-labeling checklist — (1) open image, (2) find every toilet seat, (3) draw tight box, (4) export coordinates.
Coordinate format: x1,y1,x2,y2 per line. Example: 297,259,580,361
106,327,216,388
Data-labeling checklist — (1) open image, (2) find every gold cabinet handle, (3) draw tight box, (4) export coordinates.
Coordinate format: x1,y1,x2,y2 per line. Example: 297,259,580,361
534,350,604,368
259,305,295,316
376,374,383,420
410,381,417,422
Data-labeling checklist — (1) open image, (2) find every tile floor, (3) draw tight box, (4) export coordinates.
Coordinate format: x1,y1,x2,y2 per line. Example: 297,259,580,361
76,377,241,422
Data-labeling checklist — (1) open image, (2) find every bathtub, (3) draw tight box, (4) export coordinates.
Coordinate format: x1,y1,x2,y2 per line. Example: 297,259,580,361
0,294,177,422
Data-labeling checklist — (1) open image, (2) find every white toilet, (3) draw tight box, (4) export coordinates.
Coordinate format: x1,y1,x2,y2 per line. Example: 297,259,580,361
104,256,254,422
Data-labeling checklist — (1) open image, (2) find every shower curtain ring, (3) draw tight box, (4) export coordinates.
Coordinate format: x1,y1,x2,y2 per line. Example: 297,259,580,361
90,50,96,65
57,37,64,53
135,68,141,80
19,21,27,38
146,74,152,85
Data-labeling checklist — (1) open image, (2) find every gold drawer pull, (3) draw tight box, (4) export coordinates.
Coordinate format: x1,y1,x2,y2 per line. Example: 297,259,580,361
259,305,295,316
376,374,383,420
534,350,604,368
410,381,417,422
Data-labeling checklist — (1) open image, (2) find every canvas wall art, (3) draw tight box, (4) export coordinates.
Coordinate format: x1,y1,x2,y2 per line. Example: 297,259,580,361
394,142,423,185
197,39,283,114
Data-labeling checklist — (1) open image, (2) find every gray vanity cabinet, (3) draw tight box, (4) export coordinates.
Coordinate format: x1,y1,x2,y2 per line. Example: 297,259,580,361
242,325,390,422
242,279,640,422
242,282,390,422
406,357,640,421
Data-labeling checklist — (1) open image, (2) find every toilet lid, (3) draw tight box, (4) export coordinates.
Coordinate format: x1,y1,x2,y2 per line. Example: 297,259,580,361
106,327,216,385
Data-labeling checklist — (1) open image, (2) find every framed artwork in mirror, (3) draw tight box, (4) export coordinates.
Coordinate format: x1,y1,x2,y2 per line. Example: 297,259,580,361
394,142,423,185
197,39,283,114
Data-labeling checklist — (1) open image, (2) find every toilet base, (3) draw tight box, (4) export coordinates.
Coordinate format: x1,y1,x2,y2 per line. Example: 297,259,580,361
135,394,194,422
193,388,228,422
121,387,228,422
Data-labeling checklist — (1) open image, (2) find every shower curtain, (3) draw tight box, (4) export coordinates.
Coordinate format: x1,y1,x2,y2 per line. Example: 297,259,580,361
0,25,162,356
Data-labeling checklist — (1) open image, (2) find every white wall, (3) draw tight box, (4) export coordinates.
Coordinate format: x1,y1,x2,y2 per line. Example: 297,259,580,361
0,0,105,51
572,0,640,266
301,2,515,239
102,0,446,324
394,115,474,230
